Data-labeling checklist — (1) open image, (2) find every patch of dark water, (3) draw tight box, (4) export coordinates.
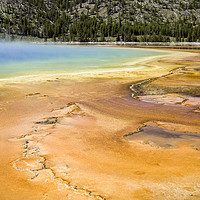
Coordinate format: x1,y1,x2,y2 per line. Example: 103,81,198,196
124,125,200,149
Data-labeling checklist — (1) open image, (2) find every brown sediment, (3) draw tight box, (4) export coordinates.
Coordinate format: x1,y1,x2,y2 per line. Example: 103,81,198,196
0,49,200,200
130,62,200,111
130,66,200,97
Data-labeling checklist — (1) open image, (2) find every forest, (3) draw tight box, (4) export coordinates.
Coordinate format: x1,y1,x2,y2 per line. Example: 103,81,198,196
0,0,200,42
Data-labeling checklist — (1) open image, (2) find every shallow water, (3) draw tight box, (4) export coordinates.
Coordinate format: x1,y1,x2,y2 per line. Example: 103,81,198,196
125,125,200,149
0,42,165,78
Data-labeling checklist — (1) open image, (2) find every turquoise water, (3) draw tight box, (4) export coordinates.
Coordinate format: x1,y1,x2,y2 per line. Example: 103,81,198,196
0,42,166,79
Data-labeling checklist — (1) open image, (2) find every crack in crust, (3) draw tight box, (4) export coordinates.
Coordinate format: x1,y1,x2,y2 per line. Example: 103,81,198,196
10,102,106,200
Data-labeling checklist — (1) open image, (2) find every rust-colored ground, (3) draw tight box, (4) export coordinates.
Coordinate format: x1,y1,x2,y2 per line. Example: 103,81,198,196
0,49,199,200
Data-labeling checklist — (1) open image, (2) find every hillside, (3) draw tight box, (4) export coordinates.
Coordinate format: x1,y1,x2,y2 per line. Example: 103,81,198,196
0,0,200,42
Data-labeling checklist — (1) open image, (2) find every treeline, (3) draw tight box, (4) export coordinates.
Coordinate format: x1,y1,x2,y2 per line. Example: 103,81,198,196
68,15,200,42
0,0,200,42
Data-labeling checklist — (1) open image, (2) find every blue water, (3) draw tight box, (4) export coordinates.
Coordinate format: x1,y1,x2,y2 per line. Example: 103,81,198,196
0,42,166,78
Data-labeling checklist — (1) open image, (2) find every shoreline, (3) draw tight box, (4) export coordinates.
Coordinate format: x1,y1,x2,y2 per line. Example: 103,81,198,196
2,40,200,48
0,46,189,83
